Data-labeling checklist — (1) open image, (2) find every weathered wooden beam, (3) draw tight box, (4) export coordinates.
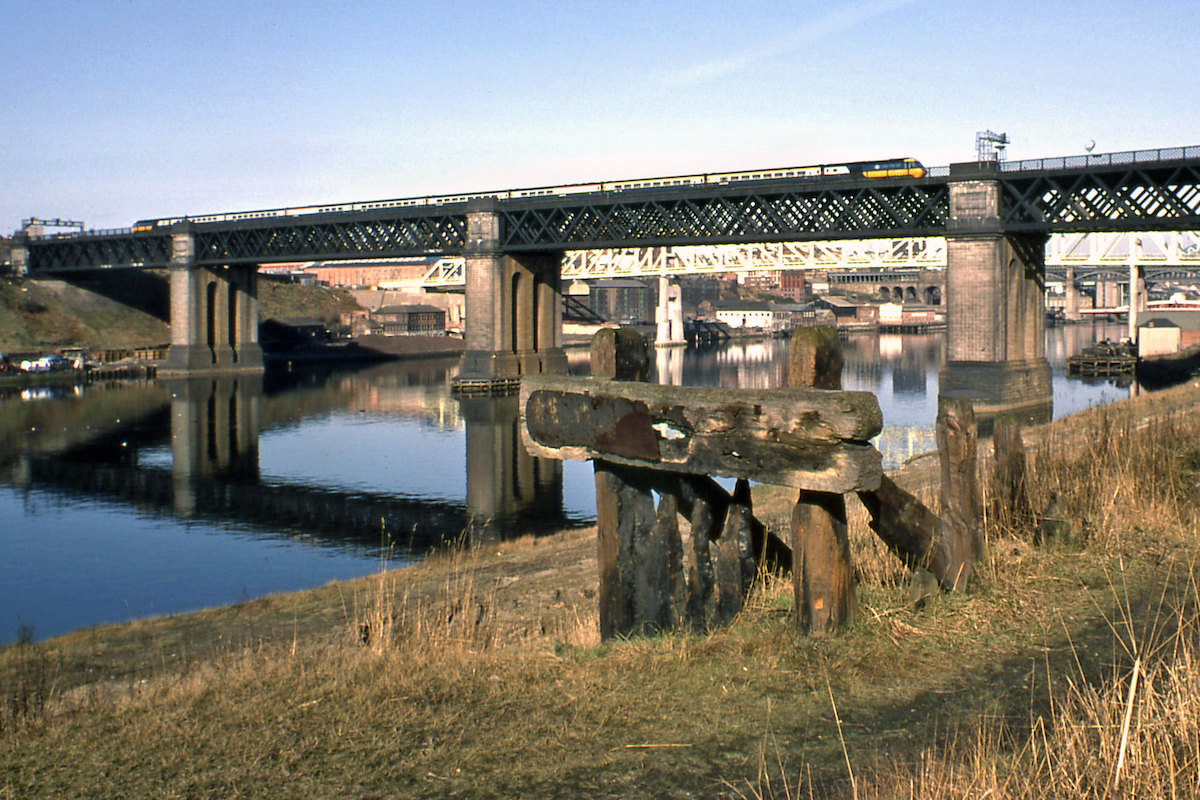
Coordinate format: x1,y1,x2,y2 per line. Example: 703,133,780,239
520,375,883,494
857,475,951,578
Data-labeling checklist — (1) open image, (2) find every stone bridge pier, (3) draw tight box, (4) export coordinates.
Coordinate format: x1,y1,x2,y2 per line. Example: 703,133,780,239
453,199,568,393
940,163,1052,427
162,223,263,375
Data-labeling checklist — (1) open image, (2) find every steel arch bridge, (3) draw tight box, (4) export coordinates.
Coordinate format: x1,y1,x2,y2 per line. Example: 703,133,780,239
15,145,1200,274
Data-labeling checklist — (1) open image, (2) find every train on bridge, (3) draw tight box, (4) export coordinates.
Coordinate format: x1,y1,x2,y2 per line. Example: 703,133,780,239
130,157,926,232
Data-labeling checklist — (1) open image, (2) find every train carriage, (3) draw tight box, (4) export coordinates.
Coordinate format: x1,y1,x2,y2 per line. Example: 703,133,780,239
129,156,926,230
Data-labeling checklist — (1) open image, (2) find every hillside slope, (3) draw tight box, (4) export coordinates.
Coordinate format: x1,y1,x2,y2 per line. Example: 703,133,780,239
0,274,364,353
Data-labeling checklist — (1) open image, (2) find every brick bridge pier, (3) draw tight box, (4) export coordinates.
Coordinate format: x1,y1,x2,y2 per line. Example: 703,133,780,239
940,163,1052,425
452,199,568,393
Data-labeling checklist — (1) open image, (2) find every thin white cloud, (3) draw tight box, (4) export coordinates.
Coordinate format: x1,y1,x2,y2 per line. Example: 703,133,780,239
664,0,922,86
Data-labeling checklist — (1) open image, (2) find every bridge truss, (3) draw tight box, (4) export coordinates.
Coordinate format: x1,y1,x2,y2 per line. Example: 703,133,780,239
414,231,1200,288
16,145,1200,274
1000,146,1200,232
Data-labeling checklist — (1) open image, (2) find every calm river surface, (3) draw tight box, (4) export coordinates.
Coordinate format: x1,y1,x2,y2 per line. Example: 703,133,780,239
1,323,1140,644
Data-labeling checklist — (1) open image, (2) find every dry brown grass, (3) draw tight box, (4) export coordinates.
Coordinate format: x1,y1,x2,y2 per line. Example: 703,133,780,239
850,560,1200,800
742,386,1200,800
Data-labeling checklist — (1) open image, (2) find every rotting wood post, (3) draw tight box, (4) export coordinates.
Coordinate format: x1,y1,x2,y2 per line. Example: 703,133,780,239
592,327,654,638
680,478,718,630
991,415,1032,535
590,326,651,381
936,397,984,590
788,326,856,634
793,488,856,634
788,325,844,390
713,478,757,626
594,463,657,638
637,488,685,634
591,328,696,636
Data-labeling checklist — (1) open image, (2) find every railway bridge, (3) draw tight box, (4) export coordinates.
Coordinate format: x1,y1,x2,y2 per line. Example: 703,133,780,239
12,144,1200,417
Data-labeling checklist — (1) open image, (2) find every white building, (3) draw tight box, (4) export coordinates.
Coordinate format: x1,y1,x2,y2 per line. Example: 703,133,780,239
712,301,791,332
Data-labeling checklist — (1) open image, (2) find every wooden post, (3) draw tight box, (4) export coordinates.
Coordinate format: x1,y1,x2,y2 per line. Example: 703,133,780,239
787,326,844,390
590,327,651,381
793,488,856,634
788,327,856,634
935,397,984,589
634,489,684,634
991,415,1032,535
592,328,695,636
713,478,756,626
594,463,654,638
681,481,718,630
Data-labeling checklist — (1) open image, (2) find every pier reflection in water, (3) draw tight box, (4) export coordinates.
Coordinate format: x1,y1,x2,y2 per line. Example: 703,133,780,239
1,323,1142,644
0,359,593,644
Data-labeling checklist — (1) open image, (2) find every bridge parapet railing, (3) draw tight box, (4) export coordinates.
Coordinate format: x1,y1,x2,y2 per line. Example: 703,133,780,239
1001,144,1200,173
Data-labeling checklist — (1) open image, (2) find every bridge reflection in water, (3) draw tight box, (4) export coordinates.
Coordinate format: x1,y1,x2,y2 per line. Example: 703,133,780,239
6,322,1128,550
462,395,563,540
3,365,580,563
3,326,1151,644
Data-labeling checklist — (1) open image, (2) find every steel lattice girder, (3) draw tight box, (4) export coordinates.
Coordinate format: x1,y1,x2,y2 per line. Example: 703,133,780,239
1048,264,1200,283
191,212,467,265
21,156,1200,272
1001,161,1200,232
27,233,172,272
498,182,950,249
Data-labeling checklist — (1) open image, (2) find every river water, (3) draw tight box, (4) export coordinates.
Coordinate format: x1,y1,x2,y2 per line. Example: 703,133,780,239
1,322,1140,644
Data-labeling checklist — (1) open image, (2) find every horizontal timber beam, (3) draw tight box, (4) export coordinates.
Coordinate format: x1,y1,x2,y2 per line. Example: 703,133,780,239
520,375,883,494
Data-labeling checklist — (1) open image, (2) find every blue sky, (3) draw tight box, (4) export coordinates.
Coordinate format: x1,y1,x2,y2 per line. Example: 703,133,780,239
4,0,1197,232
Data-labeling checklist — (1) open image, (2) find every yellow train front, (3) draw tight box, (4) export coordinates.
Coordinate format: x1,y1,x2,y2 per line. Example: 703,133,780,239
857,158,926,179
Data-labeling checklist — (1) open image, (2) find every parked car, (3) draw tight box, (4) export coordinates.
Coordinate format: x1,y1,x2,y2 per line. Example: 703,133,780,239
20,354,68,373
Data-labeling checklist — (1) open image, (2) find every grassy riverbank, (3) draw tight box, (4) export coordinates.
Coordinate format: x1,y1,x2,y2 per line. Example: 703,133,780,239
4,382,1200,798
